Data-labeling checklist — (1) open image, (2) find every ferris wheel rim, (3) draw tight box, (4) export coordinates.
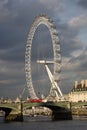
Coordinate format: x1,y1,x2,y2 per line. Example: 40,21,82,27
25,14,61,99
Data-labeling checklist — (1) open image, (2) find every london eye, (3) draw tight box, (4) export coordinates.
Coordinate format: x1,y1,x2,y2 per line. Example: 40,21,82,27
25,14,63,101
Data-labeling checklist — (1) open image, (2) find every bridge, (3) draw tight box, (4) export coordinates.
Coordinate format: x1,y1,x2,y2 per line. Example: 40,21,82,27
24,101,72,120
1,100,87,122
0,101,72,121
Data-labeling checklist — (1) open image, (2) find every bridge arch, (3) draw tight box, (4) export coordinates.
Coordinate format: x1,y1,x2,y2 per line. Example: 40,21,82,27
23,102,72,120
0,107,12,118
0,106,19,118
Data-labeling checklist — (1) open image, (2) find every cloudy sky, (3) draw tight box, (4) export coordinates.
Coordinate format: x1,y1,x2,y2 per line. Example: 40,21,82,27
0,0,87,99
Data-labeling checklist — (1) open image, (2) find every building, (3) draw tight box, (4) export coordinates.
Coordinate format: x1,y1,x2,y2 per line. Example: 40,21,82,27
68,80,87,102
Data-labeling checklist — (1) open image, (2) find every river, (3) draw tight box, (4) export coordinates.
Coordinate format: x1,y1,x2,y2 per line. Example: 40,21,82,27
0,116,87,130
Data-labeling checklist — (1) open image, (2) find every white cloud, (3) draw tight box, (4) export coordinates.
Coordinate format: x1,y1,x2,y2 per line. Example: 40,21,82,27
38,0,64,12
0,0,16,22
0,79,17,85
62,57,80,71
0,0,10,21
70,49,83,58
68,14,87,28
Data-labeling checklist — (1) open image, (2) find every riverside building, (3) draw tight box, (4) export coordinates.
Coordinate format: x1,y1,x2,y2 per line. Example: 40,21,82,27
68,80,87,102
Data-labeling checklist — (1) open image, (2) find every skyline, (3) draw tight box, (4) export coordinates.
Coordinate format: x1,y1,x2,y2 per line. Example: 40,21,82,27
0,0,87,98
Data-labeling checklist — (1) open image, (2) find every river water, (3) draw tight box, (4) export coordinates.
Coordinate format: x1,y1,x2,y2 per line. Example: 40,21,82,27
0,116,87,130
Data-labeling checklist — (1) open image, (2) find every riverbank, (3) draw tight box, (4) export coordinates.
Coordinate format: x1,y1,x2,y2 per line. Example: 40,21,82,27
72,108,87,116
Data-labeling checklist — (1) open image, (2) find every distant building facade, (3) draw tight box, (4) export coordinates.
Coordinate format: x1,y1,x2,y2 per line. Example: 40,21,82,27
68,80,87,102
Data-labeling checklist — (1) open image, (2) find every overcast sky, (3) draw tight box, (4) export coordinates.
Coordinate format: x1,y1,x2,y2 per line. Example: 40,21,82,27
0,0,87,99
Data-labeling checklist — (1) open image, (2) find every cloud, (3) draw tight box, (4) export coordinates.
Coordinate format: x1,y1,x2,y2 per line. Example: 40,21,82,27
61,46,87,87
0,79,17,85
0,45,25,62
58,22,83,58
39,0,64,12
68,14,87,28
0,58,25,98
78,0,87,9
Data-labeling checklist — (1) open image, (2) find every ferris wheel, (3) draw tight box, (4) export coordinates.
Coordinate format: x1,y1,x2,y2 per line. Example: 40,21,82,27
25,14,64,101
